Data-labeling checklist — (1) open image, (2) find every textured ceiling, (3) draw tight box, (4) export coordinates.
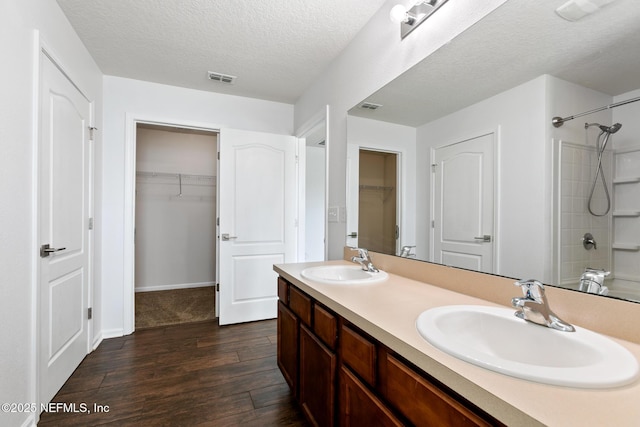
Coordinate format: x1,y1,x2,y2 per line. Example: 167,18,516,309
349,0,640,126
57,0,388,103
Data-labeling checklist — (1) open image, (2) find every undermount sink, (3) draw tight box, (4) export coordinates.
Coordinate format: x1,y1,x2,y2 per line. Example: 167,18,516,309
301,265,388,285
416,305,639,388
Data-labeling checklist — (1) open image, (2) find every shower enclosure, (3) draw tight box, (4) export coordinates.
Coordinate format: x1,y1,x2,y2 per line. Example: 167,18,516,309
555,123,640,301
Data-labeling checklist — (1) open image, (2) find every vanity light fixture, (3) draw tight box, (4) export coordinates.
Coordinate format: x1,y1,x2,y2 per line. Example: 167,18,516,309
389,0,450,39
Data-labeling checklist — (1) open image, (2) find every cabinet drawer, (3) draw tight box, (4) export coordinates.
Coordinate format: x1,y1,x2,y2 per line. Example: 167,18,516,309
277,277,289,305
383,354,492,427
340,325,376,386
289,286,312,326
314,304,337,350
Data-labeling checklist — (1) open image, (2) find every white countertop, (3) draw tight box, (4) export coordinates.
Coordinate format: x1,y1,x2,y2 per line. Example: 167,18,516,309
274,260,640,427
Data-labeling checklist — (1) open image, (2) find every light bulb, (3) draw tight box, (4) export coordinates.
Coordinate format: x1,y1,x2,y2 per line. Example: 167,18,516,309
389,4,408,24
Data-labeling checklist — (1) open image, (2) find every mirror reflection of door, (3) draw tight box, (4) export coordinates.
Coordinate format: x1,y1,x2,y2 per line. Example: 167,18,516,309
358,149,398,255
303,125,327,262
432,133,494,273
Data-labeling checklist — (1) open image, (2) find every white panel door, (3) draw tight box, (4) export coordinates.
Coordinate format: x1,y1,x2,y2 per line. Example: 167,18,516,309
39,53,91,404
218,129,297,325
433,133,494,273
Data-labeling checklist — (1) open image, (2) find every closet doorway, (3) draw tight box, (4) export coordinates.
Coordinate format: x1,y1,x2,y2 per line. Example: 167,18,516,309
358,149,398,255
134,123,218,328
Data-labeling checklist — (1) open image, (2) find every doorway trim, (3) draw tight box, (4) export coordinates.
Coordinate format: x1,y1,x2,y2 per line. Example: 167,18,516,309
358,147,403,255
294,105,330,261
347,143,408,255
123,113,221,334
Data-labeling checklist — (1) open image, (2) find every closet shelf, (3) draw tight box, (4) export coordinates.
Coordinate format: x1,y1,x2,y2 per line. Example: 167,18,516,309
359,185,395,192
136,171,216,185
612,211,640,217
612,243,640,251
613,176,640,184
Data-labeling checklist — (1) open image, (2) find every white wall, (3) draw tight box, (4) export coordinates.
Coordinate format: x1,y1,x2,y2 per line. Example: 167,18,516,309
416,76,547,280
136,128,218,175
612,88,640,151
294,0,509,259
135,127,217,292
102,76,293,335
548,77,613,145
0,1,102,426
347,116,417,253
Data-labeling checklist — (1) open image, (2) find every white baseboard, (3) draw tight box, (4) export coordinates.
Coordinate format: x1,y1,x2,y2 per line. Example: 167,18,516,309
101,328,125,339
134,281,215,293
92,332,103,351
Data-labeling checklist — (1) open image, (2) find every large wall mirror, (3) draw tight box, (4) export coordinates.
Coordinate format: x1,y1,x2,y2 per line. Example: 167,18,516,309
347,0,640,303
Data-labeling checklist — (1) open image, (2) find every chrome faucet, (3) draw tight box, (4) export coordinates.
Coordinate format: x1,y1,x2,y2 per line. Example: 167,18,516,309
350,247,379,273
511,279,575,332
579,268,610,295
399,245,416,258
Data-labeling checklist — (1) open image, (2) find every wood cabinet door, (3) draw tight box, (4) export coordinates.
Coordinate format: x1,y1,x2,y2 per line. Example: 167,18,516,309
300,324,336,426
339,366,403,427
382,353,493,427
277,301,299,396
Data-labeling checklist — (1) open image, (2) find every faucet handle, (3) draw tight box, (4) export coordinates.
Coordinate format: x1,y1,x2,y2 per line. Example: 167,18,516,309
514,279,546,301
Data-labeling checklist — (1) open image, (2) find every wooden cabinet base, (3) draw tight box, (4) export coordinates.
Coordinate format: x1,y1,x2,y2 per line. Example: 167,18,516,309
277,277,502,427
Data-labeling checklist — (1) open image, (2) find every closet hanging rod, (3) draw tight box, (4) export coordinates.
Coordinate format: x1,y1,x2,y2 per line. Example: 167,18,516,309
552,95,640,127
136,171,216,182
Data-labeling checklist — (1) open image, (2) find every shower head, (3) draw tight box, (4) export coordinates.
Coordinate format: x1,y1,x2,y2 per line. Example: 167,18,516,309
585,122,622,134
600,123,622,134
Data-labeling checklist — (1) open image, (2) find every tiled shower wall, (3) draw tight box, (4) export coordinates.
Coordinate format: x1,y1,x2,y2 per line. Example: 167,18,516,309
559,141,612,286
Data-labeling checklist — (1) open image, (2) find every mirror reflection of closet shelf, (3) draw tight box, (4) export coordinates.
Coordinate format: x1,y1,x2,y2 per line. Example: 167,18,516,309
359,185,395,201
136,171,216,201
359,185,395,191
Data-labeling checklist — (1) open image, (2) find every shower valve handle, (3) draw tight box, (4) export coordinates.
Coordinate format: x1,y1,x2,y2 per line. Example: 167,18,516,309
583,233,597,250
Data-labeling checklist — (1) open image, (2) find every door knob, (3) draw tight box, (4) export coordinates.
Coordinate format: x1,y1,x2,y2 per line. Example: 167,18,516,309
40,244,66,257
473,235,491,242
221,233,238,241
347,232,358,238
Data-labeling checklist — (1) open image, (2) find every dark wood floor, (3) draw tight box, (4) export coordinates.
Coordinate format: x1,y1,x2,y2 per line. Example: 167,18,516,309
38,319,310,426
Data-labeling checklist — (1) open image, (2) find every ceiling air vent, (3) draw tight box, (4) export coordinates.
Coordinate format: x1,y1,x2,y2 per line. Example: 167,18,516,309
359,102,382,110
207,71,237,84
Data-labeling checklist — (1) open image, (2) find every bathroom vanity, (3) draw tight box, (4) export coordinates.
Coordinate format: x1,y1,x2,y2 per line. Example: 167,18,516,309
274,252,640,426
